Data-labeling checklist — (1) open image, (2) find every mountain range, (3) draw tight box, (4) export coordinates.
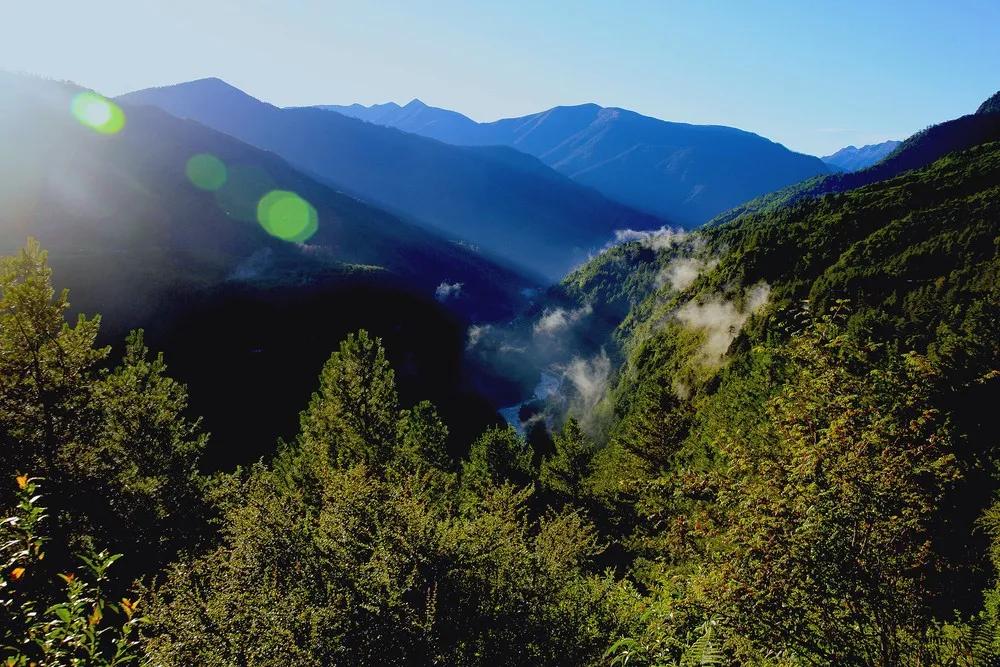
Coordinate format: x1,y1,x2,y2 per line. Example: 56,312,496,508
821,140,901,171
0,72,533,465
120,79,661,280
317,98,833,225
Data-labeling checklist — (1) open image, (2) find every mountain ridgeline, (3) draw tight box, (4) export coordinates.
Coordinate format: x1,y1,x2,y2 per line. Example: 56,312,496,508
821,139,901,171
319,98,833,225
0,72,534,467
120,79,662,280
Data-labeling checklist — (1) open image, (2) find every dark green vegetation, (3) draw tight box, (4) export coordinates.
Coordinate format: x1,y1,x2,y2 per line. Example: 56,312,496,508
2,78,999,664
522,96,1000,663
319,99,832,226
0,242,635,665
119,78,662,280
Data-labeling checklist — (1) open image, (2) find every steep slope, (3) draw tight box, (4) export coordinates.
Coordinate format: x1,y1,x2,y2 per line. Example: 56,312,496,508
711,90,1000,226
592,139,1000,661
0,73,531,466
120,79,662,280
313,100,832,225
513,127,1000,630
821,140,901,171
540,135,1000,454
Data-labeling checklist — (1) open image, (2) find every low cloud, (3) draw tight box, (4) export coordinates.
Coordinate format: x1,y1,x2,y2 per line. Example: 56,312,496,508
533,304,593,337
675,283,770,364
466,323,493,350
657,256,719,292
614,226,687,251
560,349,612,430
435,281,463,301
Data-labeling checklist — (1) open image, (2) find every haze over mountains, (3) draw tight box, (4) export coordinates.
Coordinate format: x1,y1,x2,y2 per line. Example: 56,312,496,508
0,72,536,464
318,98,833,225
120,79,661,280
1,73,534,322
821,140,901,171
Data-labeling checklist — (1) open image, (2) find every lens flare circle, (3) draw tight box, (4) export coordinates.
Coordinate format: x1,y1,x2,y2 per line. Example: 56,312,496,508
70,92,125,134
186,154,228,191
257,190,318,242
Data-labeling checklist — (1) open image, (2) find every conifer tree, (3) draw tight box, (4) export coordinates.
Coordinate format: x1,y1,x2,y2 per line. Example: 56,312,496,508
299,329,399,468
395,399,451,470
461,426,535,499
540,417,597,500
0,239,107,483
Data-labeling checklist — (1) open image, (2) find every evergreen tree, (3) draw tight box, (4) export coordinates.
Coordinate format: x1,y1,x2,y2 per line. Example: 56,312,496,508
0,239,106,485
614,382,692,471
0,241,208,575
460,426,535,500
299,330,399,468
540,417,597,500
84,330,210,563
395,400,451,471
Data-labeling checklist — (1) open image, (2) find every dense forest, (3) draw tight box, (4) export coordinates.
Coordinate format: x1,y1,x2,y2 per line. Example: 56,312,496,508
1,61,999,666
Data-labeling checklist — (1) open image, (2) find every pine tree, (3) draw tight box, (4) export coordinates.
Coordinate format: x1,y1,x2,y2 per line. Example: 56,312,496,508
299,329,399,469
83,330,210,563
614,381,691,471
0,239,107,482
395,400,451,471
461,426,535,500
540,417,597,500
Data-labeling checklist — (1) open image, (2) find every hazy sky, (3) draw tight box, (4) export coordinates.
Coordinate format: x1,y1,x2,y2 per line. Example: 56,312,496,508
4,0,998,155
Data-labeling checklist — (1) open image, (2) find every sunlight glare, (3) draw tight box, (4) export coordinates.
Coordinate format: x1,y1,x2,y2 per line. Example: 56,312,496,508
70,92,125,134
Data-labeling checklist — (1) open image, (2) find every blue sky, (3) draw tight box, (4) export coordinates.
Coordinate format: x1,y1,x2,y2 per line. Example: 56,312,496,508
3,0,997,155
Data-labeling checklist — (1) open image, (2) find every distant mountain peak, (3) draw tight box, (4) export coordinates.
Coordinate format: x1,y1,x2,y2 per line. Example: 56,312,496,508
121,77,269,109
821,140,901,172
404,98,427,109
179,77,243,93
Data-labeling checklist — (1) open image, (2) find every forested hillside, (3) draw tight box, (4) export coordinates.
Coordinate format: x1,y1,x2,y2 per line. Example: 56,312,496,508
484,98,1000,662
712,96,1000,226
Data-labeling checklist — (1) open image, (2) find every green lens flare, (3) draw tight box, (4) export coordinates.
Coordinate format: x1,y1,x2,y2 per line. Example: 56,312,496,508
186,154,228,191
214,164,275,222
70,92,125,134
257,190,318,242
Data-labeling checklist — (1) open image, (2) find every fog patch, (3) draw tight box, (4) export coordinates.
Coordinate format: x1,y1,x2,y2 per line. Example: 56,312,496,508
675,283,771,364
230,247,275,281
613,226,687,251
466,324,494,350
533,304,593,337
557,349,612,432
435,281,463,301
657,256,719,292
